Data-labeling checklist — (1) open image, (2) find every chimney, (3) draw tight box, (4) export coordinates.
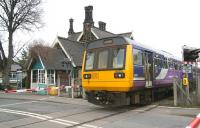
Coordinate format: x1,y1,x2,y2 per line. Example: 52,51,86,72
98,21,106,31
68,18,74,36
84,6,94,26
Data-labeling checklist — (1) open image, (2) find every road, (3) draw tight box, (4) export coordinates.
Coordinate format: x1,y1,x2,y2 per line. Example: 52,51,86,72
0,93,199,128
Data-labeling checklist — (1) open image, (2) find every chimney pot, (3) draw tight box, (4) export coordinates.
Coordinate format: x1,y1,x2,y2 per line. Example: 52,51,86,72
84,6,94,26
68,18,74,36
98,21,106,31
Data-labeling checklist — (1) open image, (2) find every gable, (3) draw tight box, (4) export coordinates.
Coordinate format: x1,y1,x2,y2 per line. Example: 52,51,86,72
32,59,44,69
79,31,97,43
56,36,84,67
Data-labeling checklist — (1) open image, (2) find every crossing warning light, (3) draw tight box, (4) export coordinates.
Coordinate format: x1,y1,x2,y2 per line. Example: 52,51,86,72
183,77,189,86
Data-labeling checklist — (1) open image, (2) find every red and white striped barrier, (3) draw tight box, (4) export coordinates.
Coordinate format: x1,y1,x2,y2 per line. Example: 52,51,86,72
5,88,36,93
186,113,200,128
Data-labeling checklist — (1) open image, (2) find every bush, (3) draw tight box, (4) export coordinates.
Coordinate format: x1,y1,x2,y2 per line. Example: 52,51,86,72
0,84,5,90
22,77,30,89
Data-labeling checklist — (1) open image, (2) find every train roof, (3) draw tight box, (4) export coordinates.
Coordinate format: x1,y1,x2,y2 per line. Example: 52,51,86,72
87,36,181,61
124,37,181,61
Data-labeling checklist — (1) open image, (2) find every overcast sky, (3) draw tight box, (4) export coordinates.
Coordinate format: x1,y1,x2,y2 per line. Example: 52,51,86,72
5,0,200,58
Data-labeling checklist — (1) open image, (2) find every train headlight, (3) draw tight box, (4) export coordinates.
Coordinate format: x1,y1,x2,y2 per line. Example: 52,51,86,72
114,72,125,78
83,74,91,79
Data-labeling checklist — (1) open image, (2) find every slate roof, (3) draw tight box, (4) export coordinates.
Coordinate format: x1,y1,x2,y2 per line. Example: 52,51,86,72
91,27,116,39
57,36,84,67
67,32,81,41
67,27,123,42
118,32,132,38
39,48,66,70
54,28,132,68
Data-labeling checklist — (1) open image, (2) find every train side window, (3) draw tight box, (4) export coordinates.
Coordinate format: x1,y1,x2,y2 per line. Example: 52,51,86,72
97,50,109,69
163,60,168,69
157,59,162,68
85,51,95,70
154,58,160,68
112,48,125,69
133,48,143,65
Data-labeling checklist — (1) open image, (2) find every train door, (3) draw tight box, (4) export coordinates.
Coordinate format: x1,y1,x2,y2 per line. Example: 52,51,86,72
144,51,153,88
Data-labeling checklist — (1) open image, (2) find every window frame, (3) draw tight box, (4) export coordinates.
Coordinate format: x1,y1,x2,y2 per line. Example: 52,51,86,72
133,48,144,66
32,70,38,83
47,70,55,85
84,46,126,71
84,50,96,71
97,49,109,70
112,47,126,69
38,69,45,84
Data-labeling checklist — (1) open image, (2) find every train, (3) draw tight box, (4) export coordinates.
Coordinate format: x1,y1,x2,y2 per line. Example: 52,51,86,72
82,36,183,106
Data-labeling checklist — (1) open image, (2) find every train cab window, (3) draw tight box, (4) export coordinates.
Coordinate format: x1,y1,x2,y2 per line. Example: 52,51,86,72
133,49,143,65
112,48,125,69
85,51,95,70
97,50,109,69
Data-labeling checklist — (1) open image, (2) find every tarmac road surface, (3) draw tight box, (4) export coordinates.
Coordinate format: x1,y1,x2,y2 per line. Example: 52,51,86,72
0,92,199,128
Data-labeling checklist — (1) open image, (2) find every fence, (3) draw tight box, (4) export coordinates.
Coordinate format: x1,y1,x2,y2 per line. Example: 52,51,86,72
173,73,200,106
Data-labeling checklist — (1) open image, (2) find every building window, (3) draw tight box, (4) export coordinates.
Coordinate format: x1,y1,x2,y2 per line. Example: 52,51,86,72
9,72,17,80
112,48,125,68
97,50,109,69
38,70,45,83
32,70,38,83
47,70,54,84
133,49,143,65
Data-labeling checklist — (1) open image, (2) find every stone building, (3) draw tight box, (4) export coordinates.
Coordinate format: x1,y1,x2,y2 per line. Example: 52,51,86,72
27,6,132,91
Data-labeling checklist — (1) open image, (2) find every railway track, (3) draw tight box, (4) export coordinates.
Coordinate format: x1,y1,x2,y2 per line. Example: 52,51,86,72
7,105,157,128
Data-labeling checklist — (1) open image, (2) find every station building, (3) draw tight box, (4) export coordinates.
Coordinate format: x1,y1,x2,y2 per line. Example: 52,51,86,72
27,6,133,93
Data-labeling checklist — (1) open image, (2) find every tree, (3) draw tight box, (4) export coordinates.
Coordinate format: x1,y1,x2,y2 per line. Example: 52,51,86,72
0,0,43,88
16,48,28,70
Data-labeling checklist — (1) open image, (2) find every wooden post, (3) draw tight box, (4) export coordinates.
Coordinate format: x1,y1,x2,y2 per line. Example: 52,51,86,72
173,77,177,106
197,73,200,104
57,74,60,97
186,83,190,106
71,77,74,99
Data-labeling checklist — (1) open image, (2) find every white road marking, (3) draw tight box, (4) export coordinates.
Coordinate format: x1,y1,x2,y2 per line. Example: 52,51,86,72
158,106,200,110
55,118,78,124
0,97,55,107
0,108,52,120
49,120,73,126
0,101,38,107
0,109,47,120
76,126,87,128
82,124,102,128
0,108,102,128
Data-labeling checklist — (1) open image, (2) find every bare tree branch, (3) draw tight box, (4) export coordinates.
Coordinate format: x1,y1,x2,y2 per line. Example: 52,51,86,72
0,0,43,87
13,42,26,58
0,40,6,60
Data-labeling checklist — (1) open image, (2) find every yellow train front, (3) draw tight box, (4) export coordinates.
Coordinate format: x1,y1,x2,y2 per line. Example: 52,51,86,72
82,36,179,106
82,36,134,106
